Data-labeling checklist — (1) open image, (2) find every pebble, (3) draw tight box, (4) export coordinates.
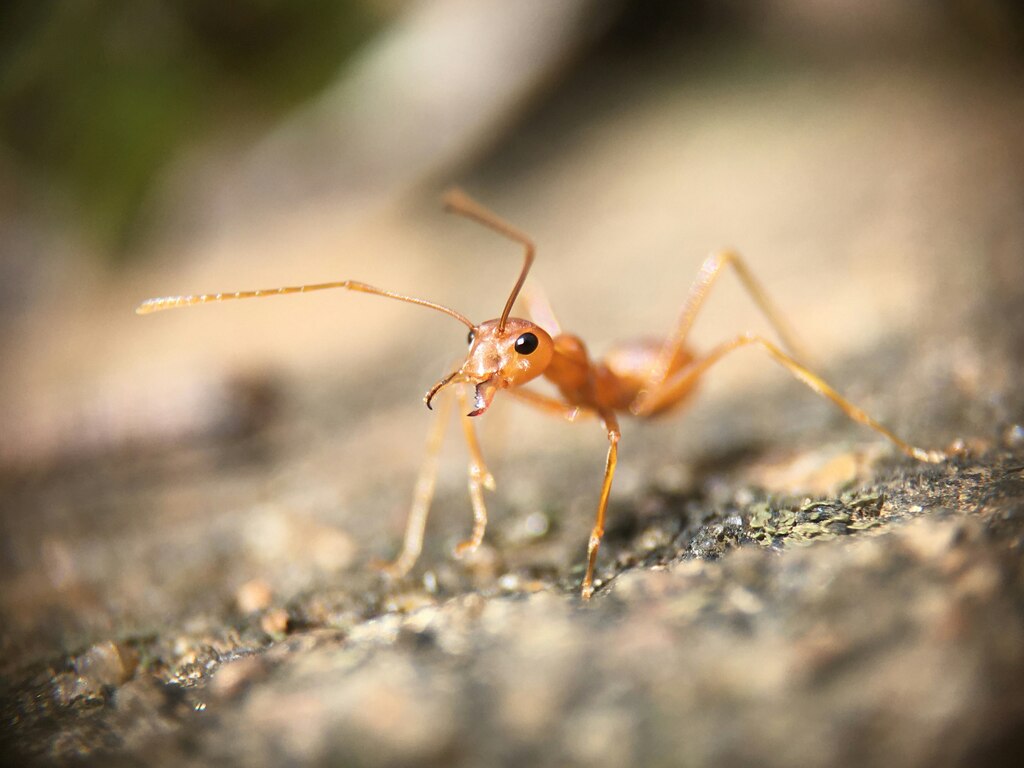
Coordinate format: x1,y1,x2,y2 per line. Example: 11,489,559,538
210,655,269,700
260,608,290,636
73,641,138,689
1004,423,1024,448
236,579,274,614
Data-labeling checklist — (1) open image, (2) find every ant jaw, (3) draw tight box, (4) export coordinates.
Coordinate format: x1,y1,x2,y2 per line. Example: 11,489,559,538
423,371,502,416
468,378,499,417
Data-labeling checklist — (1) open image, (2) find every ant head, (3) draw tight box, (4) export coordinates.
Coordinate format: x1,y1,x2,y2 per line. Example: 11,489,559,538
422,189,552,417
466,319,554,415
425,318,553,416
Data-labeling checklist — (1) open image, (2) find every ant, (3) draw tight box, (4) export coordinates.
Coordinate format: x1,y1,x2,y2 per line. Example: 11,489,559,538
138,189,946,599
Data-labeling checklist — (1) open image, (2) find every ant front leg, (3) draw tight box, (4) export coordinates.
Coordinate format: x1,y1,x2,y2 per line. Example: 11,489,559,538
453,386,497,557
378,388,454,579
582,412,620,600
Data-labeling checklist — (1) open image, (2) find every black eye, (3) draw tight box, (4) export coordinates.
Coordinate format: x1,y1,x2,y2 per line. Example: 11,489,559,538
515,332,539,355
467,329,475,346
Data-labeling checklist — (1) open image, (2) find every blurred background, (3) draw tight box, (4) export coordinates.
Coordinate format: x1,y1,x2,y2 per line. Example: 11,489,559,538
2,0,1024,753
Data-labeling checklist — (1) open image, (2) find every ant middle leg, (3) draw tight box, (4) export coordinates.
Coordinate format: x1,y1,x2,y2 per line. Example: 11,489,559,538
582,412,621,600
505,389,614,599
637,333,946,463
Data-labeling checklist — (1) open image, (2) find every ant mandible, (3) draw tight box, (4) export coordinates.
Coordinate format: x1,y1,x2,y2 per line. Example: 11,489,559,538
137,189,946,599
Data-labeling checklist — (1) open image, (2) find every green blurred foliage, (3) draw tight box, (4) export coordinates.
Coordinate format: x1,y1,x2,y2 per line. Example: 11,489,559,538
0,0,383,254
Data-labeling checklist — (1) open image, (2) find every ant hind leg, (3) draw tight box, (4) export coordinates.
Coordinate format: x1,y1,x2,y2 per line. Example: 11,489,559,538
640,333,945,463
639,249,809,409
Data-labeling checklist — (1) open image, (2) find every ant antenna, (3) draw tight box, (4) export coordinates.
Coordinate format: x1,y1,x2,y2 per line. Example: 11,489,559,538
443,188,535,332
135,280,475,329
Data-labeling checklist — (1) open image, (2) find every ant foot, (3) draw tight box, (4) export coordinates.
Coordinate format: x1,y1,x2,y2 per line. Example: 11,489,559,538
369,556,412,580
911,447,948,464
453,539,481,558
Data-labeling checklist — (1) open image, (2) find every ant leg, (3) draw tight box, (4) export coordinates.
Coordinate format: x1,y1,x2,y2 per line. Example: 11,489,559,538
454,386,497,557
518,285,563,337
639,250,808,406
582,412,621,600
506,387,593,422
639,333,946,463
496,388,614,599
378,389,454,578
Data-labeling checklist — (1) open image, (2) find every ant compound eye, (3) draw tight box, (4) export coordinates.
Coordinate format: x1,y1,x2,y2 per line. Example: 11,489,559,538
467,329,475,346
515,332,539,355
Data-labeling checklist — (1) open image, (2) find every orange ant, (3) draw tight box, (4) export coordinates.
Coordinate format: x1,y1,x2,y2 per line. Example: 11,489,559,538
137,189,946,599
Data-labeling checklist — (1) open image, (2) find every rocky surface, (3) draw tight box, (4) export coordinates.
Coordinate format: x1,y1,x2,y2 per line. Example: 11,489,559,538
3,439,1024,767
